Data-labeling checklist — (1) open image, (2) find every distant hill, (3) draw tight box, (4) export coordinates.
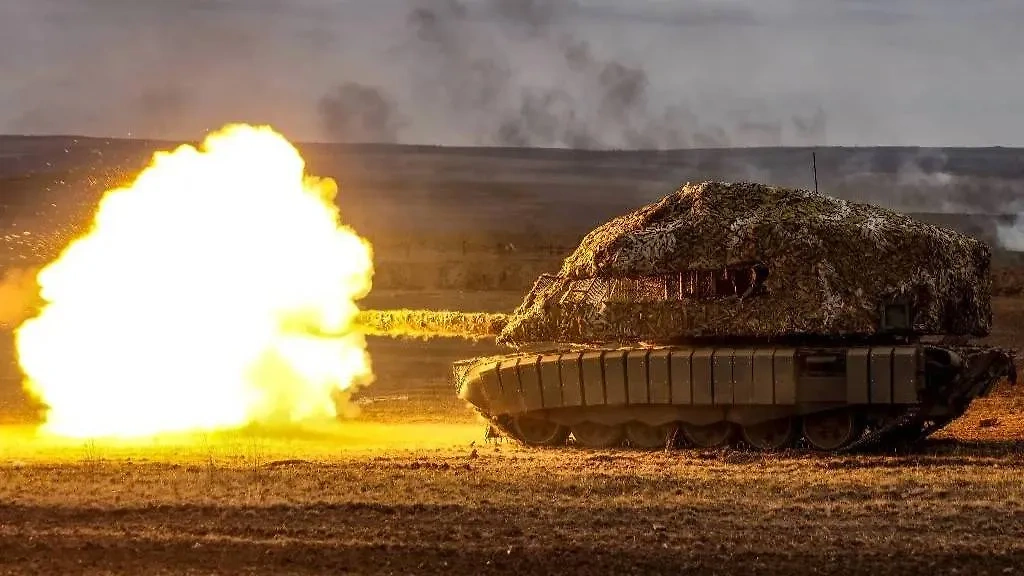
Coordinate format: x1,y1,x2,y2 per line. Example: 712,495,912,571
1,136,1023,267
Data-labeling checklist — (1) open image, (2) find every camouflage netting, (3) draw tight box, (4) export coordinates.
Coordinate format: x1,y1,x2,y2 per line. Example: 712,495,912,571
355,309,508,341
497,181,992,347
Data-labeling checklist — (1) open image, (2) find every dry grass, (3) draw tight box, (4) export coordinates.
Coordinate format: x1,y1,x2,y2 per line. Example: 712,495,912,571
1,289,1022,574
0,434,1022,575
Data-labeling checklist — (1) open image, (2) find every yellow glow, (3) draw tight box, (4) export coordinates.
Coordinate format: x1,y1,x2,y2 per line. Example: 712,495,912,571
15,124,374,439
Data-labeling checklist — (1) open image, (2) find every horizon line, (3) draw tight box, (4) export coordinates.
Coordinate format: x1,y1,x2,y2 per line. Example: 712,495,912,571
0,134,1020,152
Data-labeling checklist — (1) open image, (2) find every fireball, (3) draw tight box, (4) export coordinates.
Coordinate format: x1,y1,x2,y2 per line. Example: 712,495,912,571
15,124,374,439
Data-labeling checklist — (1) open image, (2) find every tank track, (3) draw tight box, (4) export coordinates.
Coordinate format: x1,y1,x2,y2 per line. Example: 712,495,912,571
462,344,1016,453
479,405,966,453
479,407,944,453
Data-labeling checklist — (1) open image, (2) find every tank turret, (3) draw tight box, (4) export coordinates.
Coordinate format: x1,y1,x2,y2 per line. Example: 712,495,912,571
498,181,990,347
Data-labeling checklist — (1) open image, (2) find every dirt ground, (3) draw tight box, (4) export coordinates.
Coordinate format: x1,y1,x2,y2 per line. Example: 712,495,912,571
0,292,1021,575
1,140,1024,574
1,440,1023,575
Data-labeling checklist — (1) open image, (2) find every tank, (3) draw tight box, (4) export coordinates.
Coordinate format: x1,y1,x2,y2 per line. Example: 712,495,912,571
361,181,1018,451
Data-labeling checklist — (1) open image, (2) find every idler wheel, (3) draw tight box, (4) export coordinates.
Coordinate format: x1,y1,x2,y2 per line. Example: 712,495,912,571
681,421,735,448
802,410,864,451
624,422,676,450
571,422,625,448
741,417,798,451
511,416,569,447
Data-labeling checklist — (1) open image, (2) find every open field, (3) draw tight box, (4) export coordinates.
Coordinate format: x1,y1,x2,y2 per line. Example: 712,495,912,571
1,440,1024,574
1,138,1024,574
0,423,1023,575
0,300,1022,575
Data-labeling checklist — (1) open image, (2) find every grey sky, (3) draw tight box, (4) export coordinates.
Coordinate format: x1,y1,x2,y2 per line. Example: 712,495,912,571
0,0,1021,147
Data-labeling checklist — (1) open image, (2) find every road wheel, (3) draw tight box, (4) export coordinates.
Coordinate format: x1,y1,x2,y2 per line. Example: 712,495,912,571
511,416,569,446
802,410,864,451
572,422,625,448
681,421,734,448
624,422,676,449
741,417,798,451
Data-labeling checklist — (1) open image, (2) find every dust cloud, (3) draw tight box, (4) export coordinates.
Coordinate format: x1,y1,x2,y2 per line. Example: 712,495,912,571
1,0,1023,147
0,267,41,328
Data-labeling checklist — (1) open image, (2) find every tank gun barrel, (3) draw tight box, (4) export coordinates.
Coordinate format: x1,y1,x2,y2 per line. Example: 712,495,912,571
353,309,508,340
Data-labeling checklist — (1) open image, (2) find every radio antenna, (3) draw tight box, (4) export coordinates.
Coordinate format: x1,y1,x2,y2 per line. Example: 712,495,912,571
812,151,819,194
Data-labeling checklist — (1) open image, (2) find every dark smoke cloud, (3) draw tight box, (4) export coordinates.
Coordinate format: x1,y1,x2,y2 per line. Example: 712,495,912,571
1,0,1023,147
793,107,827,143
318,83,404,143
380,0,833,149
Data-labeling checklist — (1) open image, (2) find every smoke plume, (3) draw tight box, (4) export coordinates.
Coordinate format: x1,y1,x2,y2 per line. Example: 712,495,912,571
319,83,405,143
997,220,1024,251
384,0,831,148
4,0,1022,147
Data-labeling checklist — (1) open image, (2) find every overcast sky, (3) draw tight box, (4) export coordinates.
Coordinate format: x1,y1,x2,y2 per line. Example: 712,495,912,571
1,0,1021,147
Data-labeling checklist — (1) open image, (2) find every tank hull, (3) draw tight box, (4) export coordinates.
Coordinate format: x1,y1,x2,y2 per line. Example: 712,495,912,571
452,343,1015,451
